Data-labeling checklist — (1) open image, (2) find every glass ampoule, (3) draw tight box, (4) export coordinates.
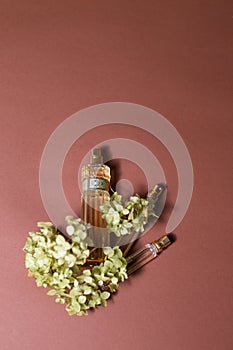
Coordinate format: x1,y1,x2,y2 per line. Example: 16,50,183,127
126,235,171,275
120,183,167,257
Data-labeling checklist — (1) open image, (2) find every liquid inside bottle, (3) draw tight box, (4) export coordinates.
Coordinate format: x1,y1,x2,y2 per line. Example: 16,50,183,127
81,148,111,264
126,244,158,275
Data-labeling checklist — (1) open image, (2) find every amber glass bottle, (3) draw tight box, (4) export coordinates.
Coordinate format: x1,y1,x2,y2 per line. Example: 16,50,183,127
81,148,110,264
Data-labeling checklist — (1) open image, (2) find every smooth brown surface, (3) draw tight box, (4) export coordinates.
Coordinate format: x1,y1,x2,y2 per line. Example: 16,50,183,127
0,1,232,350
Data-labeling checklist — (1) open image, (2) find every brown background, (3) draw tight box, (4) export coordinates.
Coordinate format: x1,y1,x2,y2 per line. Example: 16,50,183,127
0,1,232,350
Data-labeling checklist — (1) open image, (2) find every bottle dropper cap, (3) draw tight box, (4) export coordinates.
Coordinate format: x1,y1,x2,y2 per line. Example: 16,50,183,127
90,148,103,165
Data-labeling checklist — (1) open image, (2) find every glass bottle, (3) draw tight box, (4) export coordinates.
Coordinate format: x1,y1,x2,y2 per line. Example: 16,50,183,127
126,235,171,275
81,148,111,264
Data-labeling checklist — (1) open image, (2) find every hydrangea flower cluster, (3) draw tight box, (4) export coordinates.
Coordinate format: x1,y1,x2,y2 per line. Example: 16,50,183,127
100,192,156,237
23,189,160,315
23,217,127,316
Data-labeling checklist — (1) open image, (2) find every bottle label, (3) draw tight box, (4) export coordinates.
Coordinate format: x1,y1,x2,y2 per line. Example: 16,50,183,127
83,177,109,191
